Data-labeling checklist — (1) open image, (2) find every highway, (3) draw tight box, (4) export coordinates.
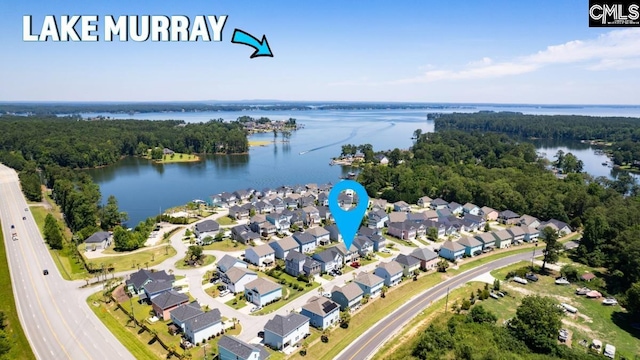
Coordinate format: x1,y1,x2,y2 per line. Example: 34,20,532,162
0,164,134,360
336,249,545,360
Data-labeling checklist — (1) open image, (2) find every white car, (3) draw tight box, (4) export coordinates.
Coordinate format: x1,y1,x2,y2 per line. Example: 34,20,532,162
381,248,391,254
322,292,331,298
218,289,230,297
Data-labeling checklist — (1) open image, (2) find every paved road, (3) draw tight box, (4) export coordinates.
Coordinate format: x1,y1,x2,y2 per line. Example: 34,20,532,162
0,164,135,360
335,249,545,360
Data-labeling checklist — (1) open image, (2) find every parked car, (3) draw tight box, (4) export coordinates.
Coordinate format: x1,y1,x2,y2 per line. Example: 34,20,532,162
350,262,361,268
512,276,528,285
322,292,331,298
576,287,591,295
334,269,342,275
555,277,570,285
218,289,230,297
525,273,539,282
250,306,262,313
22,216,26,220
381,248,391,254
602,298,618,306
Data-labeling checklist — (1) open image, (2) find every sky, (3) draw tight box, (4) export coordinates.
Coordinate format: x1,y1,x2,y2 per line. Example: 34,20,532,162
0,0,638,104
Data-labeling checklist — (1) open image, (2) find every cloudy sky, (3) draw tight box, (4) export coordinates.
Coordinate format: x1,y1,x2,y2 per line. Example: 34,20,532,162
1,0,638,104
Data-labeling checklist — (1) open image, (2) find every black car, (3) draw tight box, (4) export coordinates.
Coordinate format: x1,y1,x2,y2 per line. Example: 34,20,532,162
525,273,539,282
43,269,49,275
10,224,14,229
22,216,26,220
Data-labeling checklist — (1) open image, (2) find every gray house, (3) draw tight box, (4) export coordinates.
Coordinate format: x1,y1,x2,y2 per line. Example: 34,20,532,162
312,248,344,273
85,231,111,250
285,251,320,277
331,282,364,312
264,313,310,350
268,236,299,259
218,335,270,360
194,220,220,241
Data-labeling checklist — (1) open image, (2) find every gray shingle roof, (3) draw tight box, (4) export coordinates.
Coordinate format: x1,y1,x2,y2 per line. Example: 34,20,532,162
151,290,188,310
312,248,340,263
264,313,309,337
249,243,275,257
218,335,266,360
302,297,339,316
185,309,221,333
126,269,174,290
355,272,384,287
144,279,174,294
217,254,247,273
225,267,256,284
377,261,403,275
457,236,482,248
269,236,299,251
306,227,329,237
293,232,315,245
245,277,282,295
394,254,420,267
85,231,110,244
440,240,465,252
170,301,203,323
410,248,438,262
332,282,363,301
195,219,220,233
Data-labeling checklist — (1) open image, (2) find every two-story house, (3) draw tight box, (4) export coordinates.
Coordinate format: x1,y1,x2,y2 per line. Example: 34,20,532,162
354,272,384,298
263,313,310,350
293,231,318,253
301,296,340,330
374,261,403,287
312,248,344,273
268,236,299,259
285,251,321,277
331,282,364,312
244,278,283,307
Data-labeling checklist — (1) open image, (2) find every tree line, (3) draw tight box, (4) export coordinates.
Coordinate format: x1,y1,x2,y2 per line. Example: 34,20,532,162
0,115,248,169
433,111,640,167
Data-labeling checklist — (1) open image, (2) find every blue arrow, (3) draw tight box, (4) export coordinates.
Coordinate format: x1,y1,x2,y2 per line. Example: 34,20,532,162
231,28,273,58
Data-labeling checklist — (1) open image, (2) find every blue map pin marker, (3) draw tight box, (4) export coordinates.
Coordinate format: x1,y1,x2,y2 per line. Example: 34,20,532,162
328,180,369,249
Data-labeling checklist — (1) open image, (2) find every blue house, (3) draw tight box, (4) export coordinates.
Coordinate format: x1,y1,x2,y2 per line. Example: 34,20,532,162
331,283,364,312
301,296,340,330
244,278,282,307
457,236,483,257
293,231,317,253
439,240,465,261
354,272,384,298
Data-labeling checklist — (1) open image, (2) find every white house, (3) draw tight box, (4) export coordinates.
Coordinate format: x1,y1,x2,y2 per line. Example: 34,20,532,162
354,272,384,298
217,254,248,274
394,254,420,276
244,278,282,307
184,309,223,345
244,244,276,267
221,267,258,294
85,231,111,250
263,313,310,350
194,220,220,240
218,335,270,360
306,226,331,246
170,301,203,332
367,209,389,229
268,236,299,259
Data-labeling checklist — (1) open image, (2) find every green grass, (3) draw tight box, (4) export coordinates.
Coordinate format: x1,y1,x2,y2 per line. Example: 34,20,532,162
203,240,246,251
0,221,36,360
155,153,201,163
83,246,178,274
249,140,273,147
376,251,393,258
487,261,640,358
225,296,248,310
253,271,320,315
382,231,418,247
174,255,216,270
415,238,430,246
215,217,237,226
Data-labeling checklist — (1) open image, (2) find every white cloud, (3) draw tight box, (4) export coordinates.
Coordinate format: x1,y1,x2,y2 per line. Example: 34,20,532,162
394,28,640,83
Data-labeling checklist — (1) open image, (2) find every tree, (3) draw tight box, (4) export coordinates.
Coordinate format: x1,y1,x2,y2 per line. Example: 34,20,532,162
509,295,562,354
540,227,562,272
625,281,640,316
340,310,351,328
187,245,204,262
43,213,64,249
381,285,389,298
427,227,438,241
112,226,131,251
437,259,449,272
466,305,497,324
100,195,128,230
413,128,423,140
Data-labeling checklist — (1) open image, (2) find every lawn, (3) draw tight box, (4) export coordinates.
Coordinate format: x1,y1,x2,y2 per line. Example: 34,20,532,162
225,295,248,310
215,217,237,226
83,246,178,274
486,261,640,358
249,140,273,147
203,240,246,251
253,271,320,315
174,255,216,270
154,153,201,163
382,231,417,247
376,251,393,258
0,222,36,360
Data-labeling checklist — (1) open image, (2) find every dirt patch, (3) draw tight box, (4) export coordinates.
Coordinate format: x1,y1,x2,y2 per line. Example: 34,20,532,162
562,318,595,336
112,284,130,303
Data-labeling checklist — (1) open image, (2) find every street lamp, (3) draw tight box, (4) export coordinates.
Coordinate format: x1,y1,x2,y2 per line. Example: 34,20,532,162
531,243,539,270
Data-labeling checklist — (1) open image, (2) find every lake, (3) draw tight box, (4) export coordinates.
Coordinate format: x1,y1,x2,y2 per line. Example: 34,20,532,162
81,106,640,225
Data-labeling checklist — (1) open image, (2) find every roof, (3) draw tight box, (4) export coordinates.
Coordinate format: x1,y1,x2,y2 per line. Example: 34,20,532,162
332,243,358,255
332,282,363,301
377,261,403,275
264,313,310,337
151,290,188,310
463,202,478,211
499,210,520,219
546,219,571,231
293,231,316,244
126,269,174,290
313,248,341,263
394,254,420,267
581,273,596,281
218,335,268,360
464,214,484,223
286,250,308,262
85,231,110,244
493,229,513,241
355,272,384,287
306,227,330,237
269,236,299,252
507,227,525,237
410,248,438,262
519,214,539,226
440,240,465,252
249,244,275,257
448,202,462,210
388,212,407,223
481,206,497,214
245,277,282,295
185,309,222,333
170,301,203,322
144,279,174,294
457,236,482,248
302,297,339,316
218,254,247,272
432,198,449,206
475,232,497,245
523,226,540,234
394,201,409,207
225,267,256,284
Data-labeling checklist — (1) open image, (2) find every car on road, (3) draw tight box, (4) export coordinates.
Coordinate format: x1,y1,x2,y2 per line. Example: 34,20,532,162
25,208,28,211
43,269,49,275
250,306,262,313
525,273,539,282
22,216,26,220
10,224,14,229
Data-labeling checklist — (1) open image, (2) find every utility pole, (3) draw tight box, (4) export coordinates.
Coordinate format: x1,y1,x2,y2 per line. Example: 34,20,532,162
445,286,449,312
203,343,207,360
531,243,539,270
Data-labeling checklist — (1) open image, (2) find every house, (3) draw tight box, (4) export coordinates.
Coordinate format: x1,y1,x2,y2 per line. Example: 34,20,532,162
229,205,251,219
332,243,359,264
492,229,513,248
519,214,540,228
270,198,286,212
194,220,220,241
417,196,432,208
498,210,521,225
151,290,189,320
507,227,526,244
481,206,499,221
462,203,481,216
245,244,276,267
394,254,420,276
269,236,299,259
460,218,480,232
368,209,389,229
374,261,403,287
245,278,283,307
221,267,258,293
368,233,386,252
407,212,428,223
264,313,310,350
331,283,364,312
143,279,174,301
447,202,463,215
184,309,223,345
463,213,486,229
387,221,417,240
250,215,277,237
266,212,290,230
317,206,332,222
299,196,316,208
126,269,175,296
354,272,385,298
539,219,572,236
285,251,320,277
370,198,389,211
306,227,331,246
439,240,465,261
231,224,261,244
312,248,344,273
457,236,483,257
475,232,497,250
523,227,540,242
293,231,318,253
353,236,373,256
375,154,389,165
301,206,321,225
220,192,238,206
301,296,340,330
163,148,175,155
170,301,203,332
284,196,299,210
410,248,439,271
424,220,447,239
430,198,449,210
217,254,248,274
233,189,251,201
218,335,270,360
317,192,329,207
436,208,453,219
393,201,411,212
84,231,111,250
254,200,274,214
